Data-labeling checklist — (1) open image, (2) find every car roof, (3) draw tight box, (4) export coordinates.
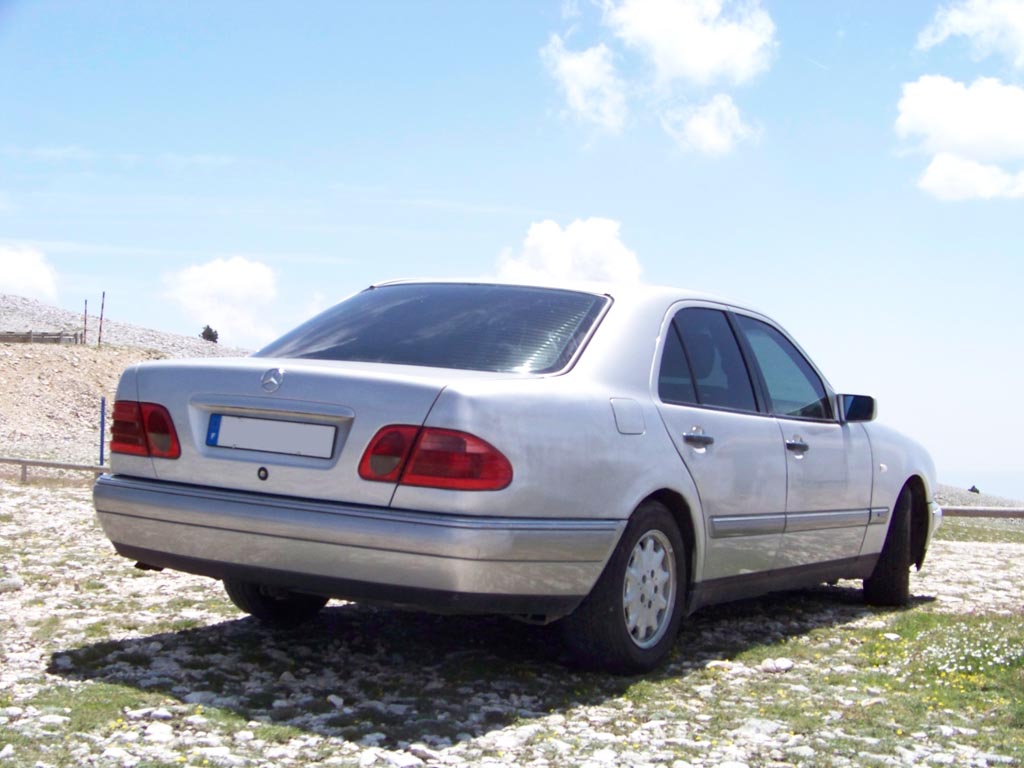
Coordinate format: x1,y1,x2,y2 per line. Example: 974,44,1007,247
369,277,747,314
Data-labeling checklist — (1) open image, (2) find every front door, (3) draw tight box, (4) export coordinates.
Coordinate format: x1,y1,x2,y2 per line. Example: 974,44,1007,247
732,314,873,569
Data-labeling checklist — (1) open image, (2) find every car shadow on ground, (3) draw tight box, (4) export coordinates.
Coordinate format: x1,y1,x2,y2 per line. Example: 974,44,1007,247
48,583,935,748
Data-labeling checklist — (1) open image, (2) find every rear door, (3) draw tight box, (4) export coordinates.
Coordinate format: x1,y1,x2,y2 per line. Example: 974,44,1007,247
732,313,873,570
654,306,786,582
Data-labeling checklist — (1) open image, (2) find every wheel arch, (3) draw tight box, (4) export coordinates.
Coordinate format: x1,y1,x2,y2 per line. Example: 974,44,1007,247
641,488,701,613
905,474,930,570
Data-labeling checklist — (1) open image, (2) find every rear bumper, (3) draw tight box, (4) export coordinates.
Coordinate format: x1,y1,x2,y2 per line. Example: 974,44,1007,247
93,474,624,617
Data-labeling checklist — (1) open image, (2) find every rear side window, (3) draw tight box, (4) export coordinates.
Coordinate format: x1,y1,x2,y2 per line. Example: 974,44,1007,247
257,283,608,374
660,308,757,412
658,324,697,405
734,315,833,420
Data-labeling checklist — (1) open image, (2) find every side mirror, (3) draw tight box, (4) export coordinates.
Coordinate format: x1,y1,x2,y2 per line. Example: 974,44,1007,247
839,394,876,422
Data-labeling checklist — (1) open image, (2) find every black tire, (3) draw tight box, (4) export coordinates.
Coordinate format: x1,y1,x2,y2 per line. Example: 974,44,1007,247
561,500,686,674
223,579,328,627
863,486,912,606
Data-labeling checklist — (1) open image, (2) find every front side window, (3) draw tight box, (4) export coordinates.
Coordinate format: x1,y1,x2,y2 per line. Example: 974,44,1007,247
257,283,608,374
664,308,758,412
735,315,832,420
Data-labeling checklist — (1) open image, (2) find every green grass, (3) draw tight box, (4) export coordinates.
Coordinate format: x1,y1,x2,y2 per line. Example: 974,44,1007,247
29,683,169,733
935,515,1024,544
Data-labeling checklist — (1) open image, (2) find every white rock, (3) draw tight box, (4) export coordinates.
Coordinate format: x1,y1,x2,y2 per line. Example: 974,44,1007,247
144,722,174,743
0,745,14,759
787,746,816,759
38,714,70,726
100,747,139,766
546,738,572,754
382,751,424,768
149,708,173,721
978,753,1014,765
328,694,345,709
0,578,24,594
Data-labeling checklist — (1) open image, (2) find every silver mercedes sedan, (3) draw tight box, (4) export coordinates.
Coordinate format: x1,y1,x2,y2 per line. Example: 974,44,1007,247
93,280,941,673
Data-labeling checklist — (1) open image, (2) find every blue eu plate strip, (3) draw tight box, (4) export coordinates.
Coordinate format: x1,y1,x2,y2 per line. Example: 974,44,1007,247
206,414,222,446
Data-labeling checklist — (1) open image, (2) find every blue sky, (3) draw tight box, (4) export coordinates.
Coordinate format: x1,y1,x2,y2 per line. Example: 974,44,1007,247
1,0,1022,498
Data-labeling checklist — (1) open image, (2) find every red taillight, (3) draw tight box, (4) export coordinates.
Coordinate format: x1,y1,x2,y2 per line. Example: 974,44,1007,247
110,401,181,459
358,425,419,482
359,425,512,491
111,401,147,456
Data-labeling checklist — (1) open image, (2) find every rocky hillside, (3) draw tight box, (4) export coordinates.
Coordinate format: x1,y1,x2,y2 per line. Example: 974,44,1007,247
0,294,248,468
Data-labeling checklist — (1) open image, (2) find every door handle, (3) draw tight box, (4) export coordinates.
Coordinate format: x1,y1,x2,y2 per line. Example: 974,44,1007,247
786,438,809,453
684,433,715,447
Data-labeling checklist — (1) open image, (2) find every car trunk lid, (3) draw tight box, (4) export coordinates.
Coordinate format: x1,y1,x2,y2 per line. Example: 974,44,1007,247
118,357,456,506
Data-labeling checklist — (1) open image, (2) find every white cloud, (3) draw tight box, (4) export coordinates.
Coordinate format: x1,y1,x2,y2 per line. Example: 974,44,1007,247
498,218,642,283
918,152,1024,199
604,0,776,86
0,246,58,302
896,75,1024,199
661,93,756,154
918,0,1024,67
561,0,582,20
542,35,628,133
162,256,278,348
896,76,1024,161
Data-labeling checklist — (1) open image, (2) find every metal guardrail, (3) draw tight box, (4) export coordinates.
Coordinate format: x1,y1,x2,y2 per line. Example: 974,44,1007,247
941,505,1024,520
0,457,107,483
0,331,83,344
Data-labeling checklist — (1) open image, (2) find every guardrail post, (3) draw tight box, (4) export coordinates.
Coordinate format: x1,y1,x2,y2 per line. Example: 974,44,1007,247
20,462,27,483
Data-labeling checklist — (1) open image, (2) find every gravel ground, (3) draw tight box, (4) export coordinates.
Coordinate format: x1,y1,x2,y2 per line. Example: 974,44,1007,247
1,480,1022,768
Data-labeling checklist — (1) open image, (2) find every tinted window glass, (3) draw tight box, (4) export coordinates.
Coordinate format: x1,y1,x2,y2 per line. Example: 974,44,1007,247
735,315,832,420
658,325,697,405
257,283,608,374
674,308,757,412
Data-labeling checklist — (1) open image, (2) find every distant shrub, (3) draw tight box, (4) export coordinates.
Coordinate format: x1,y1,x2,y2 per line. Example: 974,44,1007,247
200,325,219,343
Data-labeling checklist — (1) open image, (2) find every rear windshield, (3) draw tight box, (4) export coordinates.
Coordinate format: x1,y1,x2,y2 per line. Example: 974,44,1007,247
256,283,609,374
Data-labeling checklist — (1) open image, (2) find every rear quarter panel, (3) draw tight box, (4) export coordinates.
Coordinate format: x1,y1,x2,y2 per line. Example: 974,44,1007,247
391,375,709,584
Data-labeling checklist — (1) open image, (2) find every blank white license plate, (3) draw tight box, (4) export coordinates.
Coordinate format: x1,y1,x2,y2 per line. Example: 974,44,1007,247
206,414,336,459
